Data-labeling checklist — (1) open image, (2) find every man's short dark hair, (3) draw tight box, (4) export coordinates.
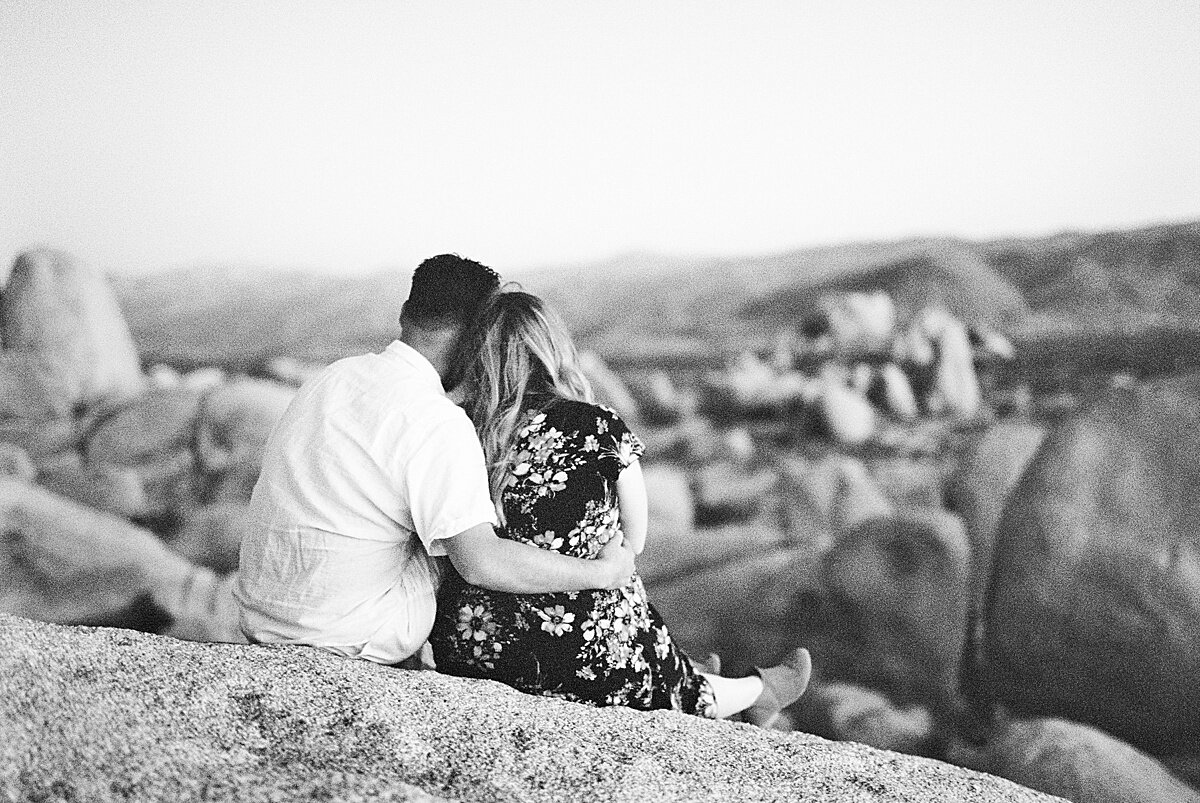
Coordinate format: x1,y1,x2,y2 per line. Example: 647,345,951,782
403,254,501,329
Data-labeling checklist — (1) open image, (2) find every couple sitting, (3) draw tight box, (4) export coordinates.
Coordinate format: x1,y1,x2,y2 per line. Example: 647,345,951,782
233,254,811,725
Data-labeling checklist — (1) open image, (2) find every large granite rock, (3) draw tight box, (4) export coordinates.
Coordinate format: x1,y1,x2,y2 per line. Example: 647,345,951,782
1,249,145,414
790,681,934,757
978,374,1200,753
195,376,294,502
945,420,1046,615
643,528,813,670
0,351,79,420
171,501,248,575
83,385,209,518
0,477,242,643
35,455,150,519
0,476,180,625
643,463,968,710
947,717,1200,803
808,510,971,713
85,385,207,466
0,614,1062,803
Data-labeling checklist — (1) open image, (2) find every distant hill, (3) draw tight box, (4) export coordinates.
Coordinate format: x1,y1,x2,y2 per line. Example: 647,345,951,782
980,221,1200,334
113,266,410,370
106,219,1200,373
738,241,1030,332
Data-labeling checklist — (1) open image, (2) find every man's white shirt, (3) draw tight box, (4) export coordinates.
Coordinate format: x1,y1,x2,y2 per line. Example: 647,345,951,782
233,340,498,664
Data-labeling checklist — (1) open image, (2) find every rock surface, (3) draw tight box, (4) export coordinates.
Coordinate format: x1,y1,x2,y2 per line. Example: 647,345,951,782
0,477,242,643
948,717,1200,803
944,420,1046,615
1,248,145,414
0,614,1063,803
979,373,1200,753
810,510,971,713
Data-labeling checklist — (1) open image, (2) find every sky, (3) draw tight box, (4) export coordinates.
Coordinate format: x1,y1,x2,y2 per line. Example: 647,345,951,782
2,1,1198,276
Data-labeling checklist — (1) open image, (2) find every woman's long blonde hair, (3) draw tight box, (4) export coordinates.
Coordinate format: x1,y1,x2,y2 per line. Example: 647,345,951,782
459,288,594,506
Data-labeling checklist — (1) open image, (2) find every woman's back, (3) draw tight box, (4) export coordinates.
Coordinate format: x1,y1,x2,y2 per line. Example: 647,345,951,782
430,400,716,716
497,400,637,558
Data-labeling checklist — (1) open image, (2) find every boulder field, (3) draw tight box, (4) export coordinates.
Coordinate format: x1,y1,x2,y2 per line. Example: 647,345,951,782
0,614,1062,803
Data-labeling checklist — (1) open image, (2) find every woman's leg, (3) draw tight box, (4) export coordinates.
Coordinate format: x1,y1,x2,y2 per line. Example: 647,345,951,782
700,673,764,719
700,647,814,724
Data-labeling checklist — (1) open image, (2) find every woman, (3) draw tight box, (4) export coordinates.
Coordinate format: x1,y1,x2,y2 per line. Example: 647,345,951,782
429,289,811,724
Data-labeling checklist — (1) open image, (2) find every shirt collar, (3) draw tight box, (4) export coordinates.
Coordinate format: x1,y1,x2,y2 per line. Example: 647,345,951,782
383,340,445,394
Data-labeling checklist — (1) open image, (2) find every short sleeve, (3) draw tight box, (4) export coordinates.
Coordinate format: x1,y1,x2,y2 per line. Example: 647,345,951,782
404,415,499,556
592,405,645,481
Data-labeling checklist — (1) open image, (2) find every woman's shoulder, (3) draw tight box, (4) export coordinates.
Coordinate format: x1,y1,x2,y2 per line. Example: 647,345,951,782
545,399,625,426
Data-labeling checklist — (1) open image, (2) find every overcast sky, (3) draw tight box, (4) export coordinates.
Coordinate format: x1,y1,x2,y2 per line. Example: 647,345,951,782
2,1,1198,275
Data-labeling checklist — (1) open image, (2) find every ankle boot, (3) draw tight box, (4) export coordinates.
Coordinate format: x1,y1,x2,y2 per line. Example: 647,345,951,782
743,647,813,728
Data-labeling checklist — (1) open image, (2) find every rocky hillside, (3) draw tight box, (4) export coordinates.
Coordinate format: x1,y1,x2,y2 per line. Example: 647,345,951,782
109,220,1200,373
0,614,1063,803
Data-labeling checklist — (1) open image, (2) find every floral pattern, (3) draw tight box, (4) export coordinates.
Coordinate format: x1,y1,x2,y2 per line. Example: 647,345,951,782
430,400,716,718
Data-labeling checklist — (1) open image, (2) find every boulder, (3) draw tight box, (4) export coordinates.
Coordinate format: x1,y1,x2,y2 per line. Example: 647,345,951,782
0,478,240,642
0,417,82,460
816,381,877,445
978,375,1200,752
718,351,790,416
1,476,162,624
631,369,691,424
36,457,149,519
876,362,920,421
775,454,843,531
85,385,207,465
147,362,182,387
820,291,896,356
692,460,777,526
918,309,981,419
182,366,227,390
265,355,327,387
947,717,1200,803
194,377,294,500
134,448,202,523
638,509,788,590
1,249,144,413
84,385,209,517
156,568,243,644
0,442,35,481
0,615,1063,803
849,362,875,395
0,351,80,420
831,458,894,532
866,457,946,512
644,533,819,674
810,510,971,712
967,324,1015,361
791,682,934,757
894,319,936,367
944,421,1045,615
767,454,840,551
171,501,248,575
1161,756,1200,793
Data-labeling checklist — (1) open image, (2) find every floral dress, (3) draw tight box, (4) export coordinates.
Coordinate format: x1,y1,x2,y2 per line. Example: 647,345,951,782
429,400,716,718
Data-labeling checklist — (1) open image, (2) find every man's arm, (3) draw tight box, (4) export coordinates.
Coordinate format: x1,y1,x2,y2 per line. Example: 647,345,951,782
443,523,635,593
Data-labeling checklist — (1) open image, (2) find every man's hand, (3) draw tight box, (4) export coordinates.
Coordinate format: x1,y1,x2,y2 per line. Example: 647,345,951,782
594,535,636,590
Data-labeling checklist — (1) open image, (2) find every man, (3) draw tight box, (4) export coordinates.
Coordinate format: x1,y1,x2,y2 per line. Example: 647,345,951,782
233,254,635,665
